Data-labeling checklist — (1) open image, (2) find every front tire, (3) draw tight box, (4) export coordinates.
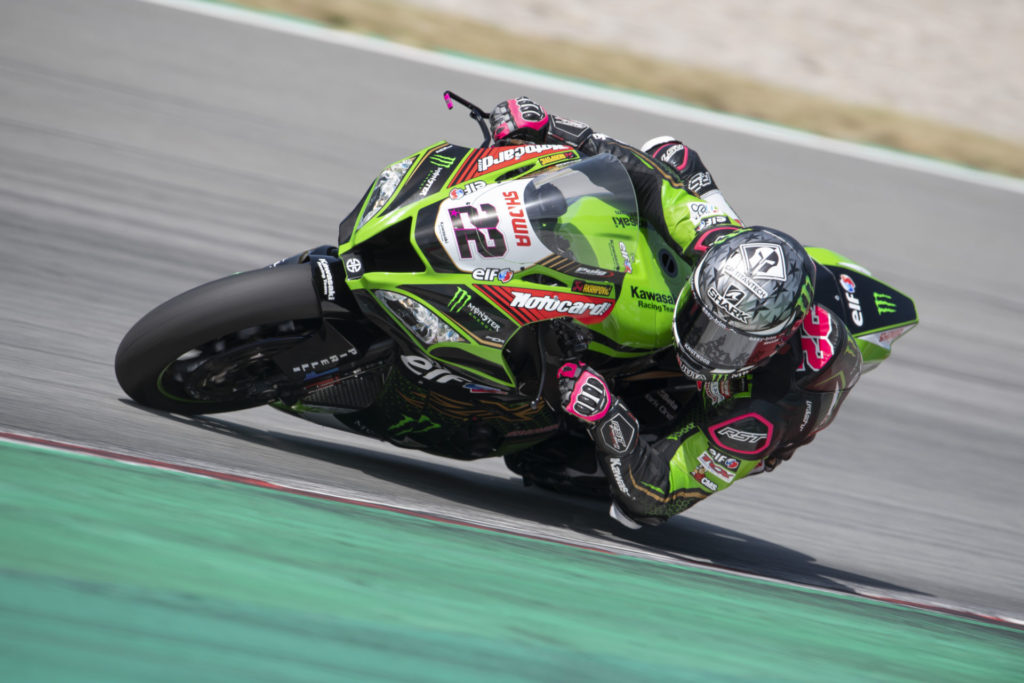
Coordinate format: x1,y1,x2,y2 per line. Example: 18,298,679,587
115,264,324,414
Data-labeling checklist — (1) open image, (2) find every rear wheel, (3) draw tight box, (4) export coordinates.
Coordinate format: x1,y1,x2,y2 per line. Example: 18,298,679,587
115,264,326,414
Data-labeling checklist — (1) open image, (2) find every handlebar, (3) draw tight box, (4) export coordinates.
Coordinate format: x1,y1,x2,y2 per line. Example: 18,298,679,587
444,90,492,147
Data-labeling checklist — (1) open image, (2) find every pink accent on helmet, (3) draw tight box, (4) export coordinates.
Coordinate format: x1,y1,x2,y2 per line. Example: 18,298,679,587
709,413,774,455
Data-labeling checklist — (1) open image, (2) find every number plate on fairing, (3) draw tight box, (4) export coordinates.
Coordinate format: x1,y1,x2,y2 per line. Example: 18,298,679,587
434,180,553,272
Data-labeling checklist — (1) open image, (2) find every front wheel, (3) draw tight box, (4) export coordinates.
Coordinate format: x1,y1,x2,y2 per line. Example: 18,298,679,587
115,264,325,415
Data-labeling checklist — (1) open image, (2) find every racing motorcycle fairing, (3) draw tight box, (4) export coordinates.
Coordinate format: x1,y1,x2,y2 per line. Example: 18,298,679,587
338,146,691,392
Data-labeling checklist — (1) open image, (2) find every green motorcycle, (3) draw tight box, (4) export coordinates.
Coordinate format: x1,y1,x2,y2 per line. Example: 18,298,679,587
115,92,917,484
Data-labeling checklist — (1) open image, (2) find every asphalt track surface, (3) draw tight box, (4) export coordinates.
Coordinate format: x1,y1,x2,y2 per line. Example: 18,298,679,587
2,0,1023,625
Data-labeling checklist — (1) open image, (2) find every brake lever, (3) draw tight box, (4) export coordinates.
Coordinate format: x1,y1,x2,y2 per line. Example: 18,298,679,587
444,90,493,147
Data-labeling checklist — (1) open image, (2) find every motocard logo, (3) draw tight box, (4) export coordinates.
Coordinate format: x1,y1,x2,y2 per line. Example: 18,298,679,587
510,291,612,317
477,285,615,325
476,145,569,173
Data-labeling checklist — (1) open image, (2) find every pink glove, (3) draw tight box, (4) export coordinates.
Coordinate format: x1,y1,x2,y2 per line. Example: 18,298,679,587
490,97,550,143
558,362,612,422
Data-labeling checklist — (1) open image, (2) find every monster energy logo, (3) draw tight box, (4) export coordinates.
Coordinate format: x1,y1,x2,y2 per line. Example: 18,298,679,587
449,287,472,313
874,292,897,314
431,154,457,168
389,415,441,437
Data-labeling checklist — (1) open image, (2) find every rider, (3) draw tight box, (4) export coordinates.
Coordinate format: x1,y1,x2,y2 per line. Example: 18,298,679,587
489,97,863,529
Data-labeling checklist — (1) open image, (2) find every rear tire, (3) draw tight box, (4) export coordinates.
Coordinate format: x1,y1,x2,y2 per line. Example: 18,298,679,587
115,264,324,414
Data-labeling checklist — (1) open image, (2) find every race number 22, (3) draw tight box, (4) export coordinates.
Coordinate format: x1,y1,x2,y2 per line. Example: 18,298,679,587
450,204,507,259
797,305,834,371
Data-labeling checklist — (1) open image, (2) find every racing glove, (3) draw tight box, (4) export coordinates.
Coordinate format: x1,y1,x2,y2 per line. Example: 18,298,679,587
490,97,550,143
557,362,612,422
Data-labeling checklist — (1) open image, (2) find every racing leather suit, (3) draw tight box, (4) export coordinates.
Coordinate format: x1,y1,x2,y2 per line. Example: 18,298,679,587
525,114,863,526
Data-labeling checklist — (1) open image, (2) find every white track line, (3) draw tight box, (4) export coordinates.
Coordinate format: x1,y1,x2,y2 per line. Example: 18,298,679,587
5,428,1024,629
134,0,1024,195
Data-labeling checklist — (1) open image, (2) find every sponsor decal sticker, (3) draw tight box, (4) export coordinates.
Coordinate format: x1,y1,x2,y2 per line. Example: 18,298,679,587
430,153,457,169
839,274,856,293
400,354,505,393
450,180,487,200
709,413,773,455
572,280,614,297
472,267,514,283
476,144,569,174
418,166,443,196
797,305,835,371
316,258,335,300
707,284,752,323
874,292,897,314
477,286,616,325
741,243,787,281
601,416,636,455
690,466,719,491
619,241,632,273
574,265,611,278
538,150,576,167
724,265,769,298
502,189,532,247
688,172,713,194
697,452,736,483
608,457,630,493
448,287,502,332
448,287,472,313
344,255,364,280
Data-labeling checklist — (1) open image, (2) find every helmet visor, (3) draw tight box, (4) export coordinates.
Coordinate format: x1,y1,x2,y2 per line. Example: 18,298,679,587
674,294,782,376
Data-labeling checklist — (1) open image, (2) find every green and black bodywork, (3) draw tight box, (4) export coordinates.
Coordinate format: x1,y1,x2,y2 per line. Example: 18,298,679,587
319,142,694,458
115,133,917,465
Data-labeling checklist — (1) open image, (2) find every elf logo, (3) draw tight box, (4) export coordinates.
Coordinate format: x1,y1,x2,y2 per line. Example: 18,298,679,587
839,274,863,327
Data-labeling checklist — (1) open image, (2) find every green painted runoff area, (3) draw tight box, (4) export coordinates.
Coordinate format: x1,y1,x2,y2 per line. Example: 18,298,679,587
1,442,1021,681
